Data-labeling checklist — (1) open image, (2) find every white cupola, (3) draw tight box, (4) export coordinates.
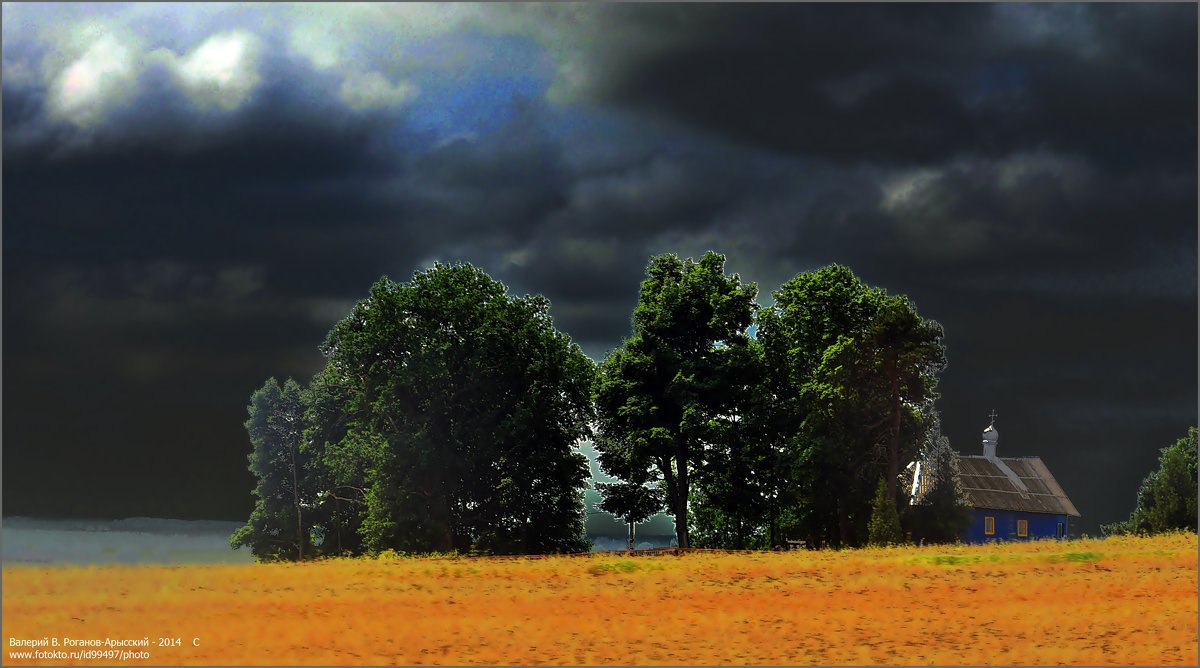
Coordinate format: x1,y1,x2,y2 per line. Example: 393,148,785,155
982,413,999,460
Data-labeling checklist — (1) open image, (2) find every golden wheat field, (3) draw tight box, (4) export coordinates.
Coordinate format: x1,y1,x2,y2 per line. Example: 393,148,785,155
3,532,1196,666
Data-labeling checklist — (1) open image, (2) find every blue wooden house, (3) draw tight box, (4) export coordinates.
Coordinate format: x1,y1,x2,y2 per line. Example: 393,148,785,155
915,418,1080,542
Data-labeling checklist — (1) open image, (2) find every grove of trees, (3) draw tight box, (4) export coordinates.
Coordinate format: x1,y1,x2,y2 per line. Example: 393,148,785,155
233,253,963,560
1103,427,1198,536
233,263,596,559
594,256,948,550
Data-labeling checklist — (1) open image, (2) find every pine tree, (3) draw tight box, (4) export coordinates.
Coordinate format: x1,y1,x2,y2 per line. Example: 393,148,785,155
868,477,904,546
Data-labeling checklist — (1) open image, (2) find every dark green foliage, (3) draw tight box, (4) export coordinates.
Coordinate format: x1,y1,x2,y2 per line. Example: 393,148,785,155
868,477,904,546
317,264,596,556
300,366,367,557
756,264,945,548
595,480,665,526
230,378,315,561
688,338,780,550
750,311,808,548
237,263,596,559
235,254,955,558
1104,427,1198,536
593,252,758,549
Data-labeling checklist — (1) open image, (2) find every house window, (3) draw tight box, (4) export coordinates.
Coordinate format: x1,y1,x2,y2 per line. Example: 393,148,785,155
984,516,995,535
1017,519,1028,537
1056,522,1065,539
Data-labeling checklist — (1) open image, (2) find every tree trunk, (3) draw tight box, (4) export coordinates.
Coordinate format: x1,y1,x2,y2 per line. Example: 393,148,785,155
429,488,454,553
886,360,901,505
768,500,778,548
675,450,690,549
334,495,343,554
836,496,850,548
659,454,689,550
290,443,303,561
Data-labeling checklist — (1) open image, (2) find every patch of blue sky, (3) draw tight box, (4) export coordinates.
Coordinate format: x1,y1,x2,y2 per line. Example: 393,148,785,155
403,30,555,147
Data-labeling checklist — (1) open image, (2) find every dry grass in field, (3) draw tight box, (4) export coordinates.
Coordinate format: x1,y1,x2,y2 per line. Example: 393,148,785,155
3,532,1196,665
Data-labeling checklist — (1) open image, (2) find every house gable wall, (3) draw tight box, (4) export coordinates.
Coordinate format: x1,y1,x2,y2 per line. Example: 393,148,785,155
964,508,1067,543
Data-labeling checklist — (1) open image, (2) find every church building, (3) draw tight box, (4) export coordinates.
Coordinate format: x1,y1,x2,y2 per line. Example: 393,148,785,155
915,415,1080,542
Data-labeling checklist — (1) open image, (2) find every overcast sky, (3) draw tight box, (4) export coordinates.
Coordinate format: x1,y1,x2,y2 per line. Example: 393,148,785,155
3,3,1195,534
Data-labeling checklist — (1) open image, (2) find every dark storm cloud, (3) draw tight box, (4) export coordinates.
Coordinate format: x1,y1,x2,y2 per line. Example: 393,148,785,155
580,4,1196,168
487,137,893,353
4,61,401,227
864,151,1194,280
1,18,565,517
2,4,1194,534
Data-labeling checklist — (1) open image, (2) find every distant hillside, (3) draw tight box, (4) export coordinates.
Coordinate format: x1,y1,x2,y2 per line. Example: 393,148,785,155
1,517,253,565
3,516,244,534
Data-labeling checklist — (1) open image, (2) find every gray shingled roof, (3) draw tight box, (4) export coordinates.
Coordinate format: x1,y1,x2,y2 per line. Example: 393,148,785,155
948,455,1080,517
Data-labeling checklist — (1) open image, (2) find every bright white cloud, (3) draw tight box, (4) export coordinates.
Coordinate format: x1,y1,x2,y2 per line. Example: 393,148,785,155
282,3,475,112
287,21,342,71
280,3,635,106
49,32,139,127
18,3,621,125
284,1,475,68
338,70,419,111
175,30,261,110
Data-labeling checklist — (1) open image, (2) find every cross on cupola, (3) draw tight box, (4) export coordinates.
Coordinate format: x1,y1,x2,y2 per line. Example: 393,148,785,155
988,409,998,426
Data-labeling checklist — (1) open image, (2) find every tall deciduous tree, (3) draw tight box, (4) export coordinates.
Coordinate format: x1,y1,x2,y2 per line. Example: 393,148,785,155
757,264,945,547
231,377,313,561
301,365,367,557
753,308,808,548
868,296,947,503
318,264,595,555
594,252,757,550
689,338,775,550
